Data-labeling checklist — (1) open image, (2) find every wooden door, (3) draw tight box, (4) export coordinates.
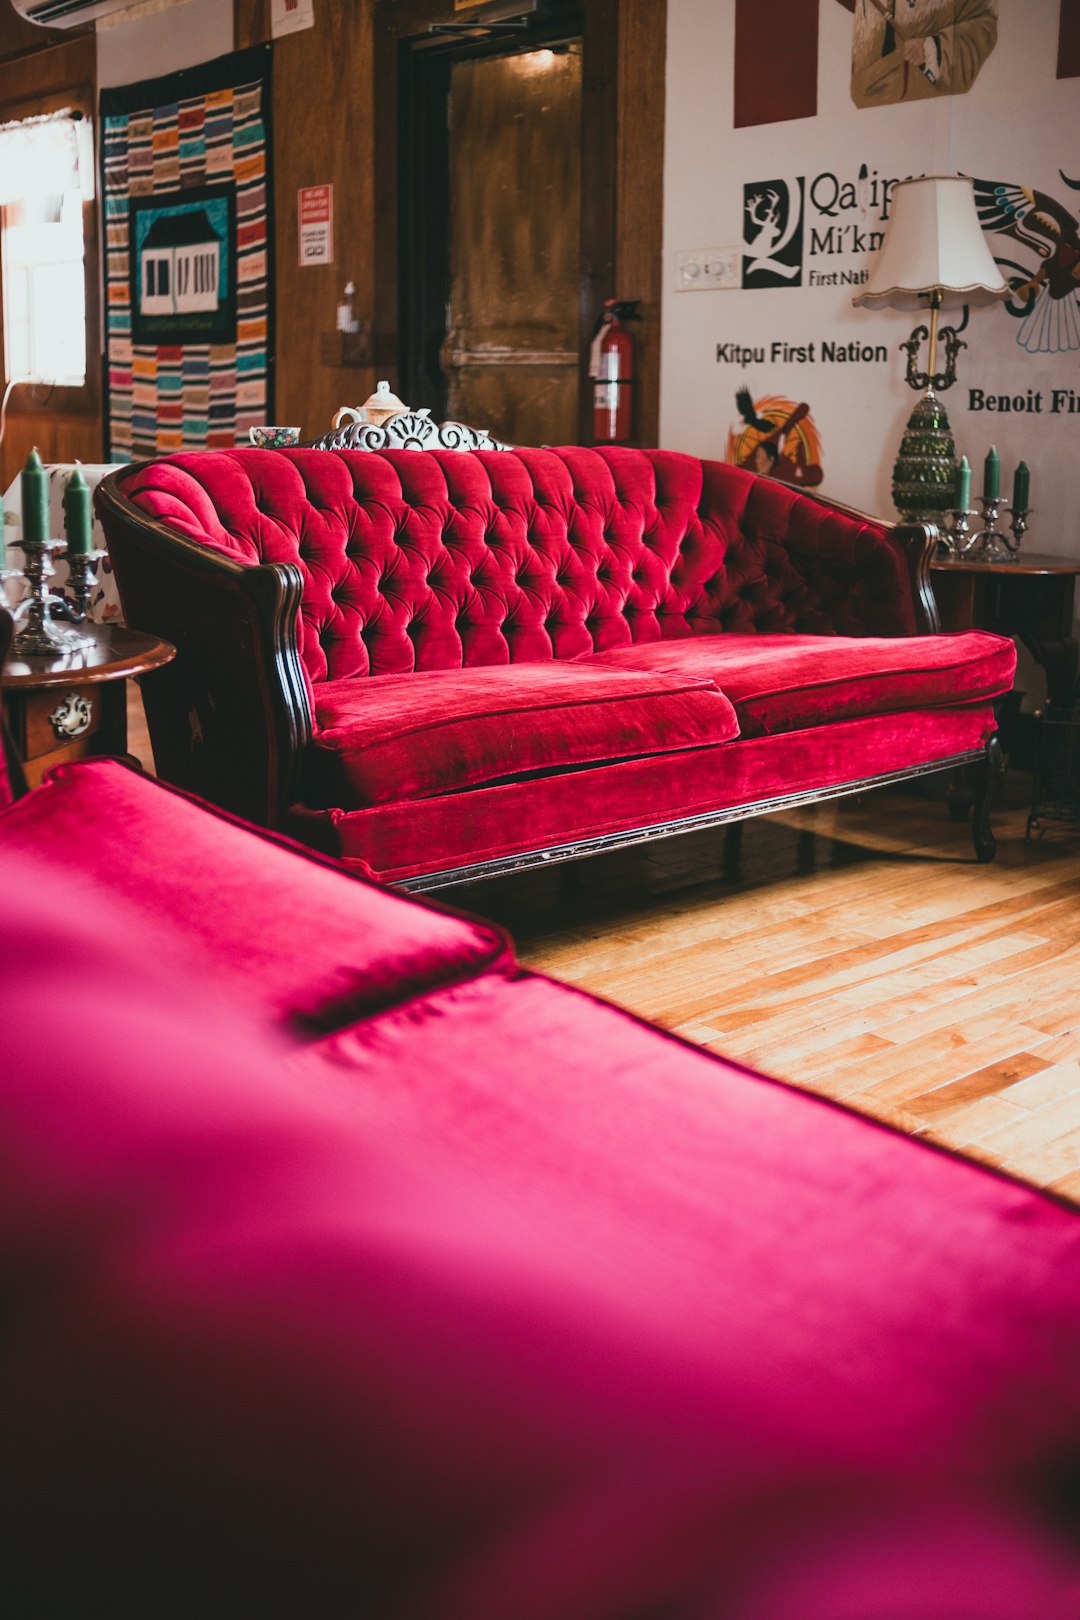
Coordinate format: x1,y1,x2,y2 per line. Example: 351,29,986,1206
442,47,581,447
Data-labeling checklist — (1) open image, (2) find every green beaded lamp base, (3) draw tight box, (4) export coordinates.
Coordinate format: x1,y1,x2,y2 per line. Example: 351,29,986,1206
892,391,957,522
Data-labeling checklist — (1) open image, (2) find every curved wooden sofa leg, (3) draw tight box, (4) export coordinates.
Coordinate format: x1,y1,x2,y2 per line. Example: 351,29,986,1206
972,734,1005,863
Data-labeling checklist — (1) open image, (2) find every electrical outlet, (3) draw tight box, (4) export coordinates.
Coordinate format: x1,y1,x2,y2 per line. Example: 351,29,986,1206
675,246,741,292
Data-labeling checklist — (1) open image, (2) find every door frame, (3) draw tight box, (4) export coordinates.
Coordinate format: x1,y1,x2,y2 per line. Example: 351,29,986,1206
403,20,589,431
380,0,667,443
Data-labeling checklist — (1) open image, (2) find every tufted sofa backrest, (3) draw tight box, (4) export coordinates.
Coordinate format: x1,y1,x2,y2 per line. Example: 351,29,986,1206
120,446,912,685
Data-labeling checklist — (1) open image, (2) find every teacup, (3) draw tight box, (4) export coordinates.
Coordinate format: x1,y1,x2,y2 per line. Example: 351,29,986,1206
248,426,302,448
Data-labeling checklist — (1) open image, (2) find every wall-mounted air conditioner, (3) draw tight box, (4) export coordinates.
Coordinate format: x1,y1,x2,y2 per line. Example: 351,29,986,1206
12,0,190,29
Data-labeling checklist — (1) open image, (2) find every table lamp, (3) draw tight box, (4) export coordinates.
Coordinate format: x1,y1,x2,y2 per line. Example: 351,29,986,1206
854,175,1007,523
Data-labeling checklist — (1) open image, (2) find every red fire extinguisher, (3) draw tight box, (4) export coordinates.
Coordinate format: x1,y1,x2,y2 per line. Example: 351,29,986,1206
590,299,641,445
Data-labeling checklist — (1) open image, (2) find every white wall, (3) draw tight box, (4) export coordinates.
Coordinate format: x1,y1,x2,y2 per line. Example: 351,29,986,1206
97,0,234,90
661,0,1079,570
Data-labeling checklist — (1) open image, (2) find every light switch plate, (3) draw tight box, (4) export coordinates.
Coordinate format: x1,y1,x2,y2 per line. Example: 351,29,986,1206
675,246,741,291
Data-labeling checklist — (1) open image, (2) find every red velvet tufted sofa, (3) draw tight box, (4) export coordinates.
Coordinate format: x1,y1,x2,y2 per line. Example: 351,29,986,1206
96,446,1016,887
3,751,1080,1615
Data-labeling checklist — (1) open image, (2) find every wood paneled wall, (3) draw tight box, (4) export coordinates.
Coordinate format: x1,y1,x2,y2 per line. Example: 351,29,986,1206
236,0,666,447
0,3,89,61
0,391,100,495
0,20,99,490
235,0,377,441
2,0,664,472
614,0,666,447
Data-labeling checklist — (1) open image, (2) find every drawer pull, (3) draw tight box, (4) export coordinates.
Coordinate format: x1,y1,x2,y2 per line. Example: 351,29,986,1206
49,691,94,740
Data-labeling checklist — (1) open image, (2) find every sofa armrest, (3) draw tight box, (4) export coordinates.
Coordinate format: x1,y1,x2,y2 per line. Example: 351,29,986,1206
886,520,941,635
96,470,312,828
773,481,941,637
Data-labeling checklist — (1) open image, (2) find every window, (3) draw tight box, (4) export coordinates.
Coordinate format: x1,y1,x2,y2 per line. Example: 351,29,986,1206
3,186,87,387
0,97,97,414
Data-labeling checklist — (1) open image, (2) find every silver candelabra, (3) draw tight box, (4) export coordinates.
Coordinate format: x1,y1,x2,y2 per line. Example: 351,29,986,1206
4,540,105,657
939,498,1030,564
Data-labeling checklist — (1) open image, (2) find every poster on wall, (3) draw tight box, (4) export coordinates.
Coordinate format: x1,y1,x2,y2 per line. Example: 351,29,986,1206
100,46,274,460
272,0,315,36
735,0,1001,125
840,0,999,109
298,184,334,267
661,0,1080,562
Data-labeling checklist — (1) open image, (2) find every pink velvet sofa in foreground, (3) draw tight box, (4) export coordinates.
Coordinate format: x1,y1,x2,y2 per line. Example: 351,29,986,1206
2,747,1079,1616
96,446,1016,888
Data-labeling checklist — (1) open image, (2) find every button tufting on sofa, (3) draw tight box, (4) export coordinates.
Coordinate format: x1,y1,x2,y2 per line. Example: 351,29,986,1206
99,445,1017,882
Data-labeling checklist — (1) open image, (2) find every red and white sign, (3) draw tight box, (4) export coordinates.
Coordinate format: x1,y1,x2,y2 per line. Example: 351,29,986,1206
272,0,315,38
298,184,333,267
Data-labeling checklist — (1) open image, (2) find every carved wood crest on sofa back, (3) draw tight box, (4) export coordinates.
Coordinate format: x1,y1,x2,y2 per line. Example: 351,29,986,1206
312,409,511,454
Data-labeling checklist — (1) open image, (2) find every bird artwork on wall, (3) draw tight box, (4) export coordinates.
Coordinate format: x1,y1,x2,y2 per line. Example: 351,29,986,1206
727,390,824,487
972,174,1080,354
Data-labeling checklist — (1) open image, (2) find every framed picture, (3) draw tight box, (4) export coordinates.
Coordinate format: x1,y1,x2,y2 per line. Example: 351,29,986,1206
129,184,237,346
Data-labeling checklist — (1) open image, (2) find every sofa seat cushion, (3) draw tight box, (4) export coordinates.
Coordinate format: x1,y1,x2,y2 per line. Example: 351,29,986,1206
308,660,740,806
585,631,1015,737
0,760,509,1035
293,703,1000,884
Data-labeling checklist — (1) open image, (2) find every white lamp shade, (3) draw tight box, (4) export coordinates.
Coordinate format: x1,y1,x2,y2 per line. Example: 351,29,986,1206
853,175,1008,312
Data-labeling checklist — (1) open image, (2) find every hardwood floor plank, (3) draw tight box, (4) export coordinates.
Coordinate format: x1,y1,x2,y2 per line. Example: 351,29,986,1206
979,1095,1080,1161
907,1052,1055,1120
714,933,1052,1058
1027,1030,1080,1065
931,1094,1032,1145
1000,1061,1080,1111
835,1018,1054,1102
998,1125,1080,1189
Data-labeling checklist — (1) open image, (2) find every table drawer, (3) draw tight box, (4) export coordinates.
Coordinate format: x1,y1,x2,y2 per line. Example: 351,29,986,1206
21,685,107,762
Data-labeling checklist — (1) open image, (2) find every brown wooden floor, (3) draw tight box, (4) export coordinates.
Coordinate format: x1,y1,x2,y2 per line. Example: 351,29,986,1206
128,684,156,777
454,788,1080,1208
128,689,1080,1204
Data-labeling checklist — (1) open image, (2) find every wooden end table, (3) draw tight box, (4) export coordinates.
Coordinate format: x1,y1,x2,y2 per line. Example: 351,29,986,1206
1,624,175,790
929,552,1080,711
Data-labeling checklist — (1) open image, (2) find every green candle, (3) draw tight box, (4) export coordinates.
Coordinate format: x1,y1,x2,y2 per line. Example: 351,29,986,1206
955,455,972,512
983,445,1000,503
21,447,49,544
1012,459,1030,513
63,463,93,555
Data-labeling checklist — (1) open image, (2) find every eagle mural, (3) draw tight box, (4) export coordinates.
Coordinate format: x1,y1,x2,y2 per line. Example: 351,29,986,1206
973,174,1080,354
727,391,824,488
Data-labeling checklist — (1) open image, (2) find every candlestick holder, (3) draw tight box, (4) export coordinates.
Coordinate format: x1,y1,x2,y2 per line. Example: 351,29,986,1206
49,547,107,627
960,495,1018,564
1008,504,1030,552
939,508,977,558
9,539,97,657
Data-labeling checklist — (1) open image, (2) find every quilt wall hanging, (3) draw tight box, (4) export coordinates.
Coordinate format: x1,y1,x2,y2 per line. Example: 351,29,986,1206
100,45,274,460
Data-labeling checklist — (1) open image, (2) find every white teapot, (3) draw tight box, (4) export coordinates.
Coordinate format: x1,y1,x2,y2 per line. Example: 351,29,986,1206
333,381,409,433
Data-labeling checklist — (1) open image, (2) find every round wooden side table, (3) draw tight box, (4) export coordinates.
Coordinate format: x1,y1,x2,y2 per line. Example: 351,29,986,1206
929,552,1080,711
1,624,175,790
